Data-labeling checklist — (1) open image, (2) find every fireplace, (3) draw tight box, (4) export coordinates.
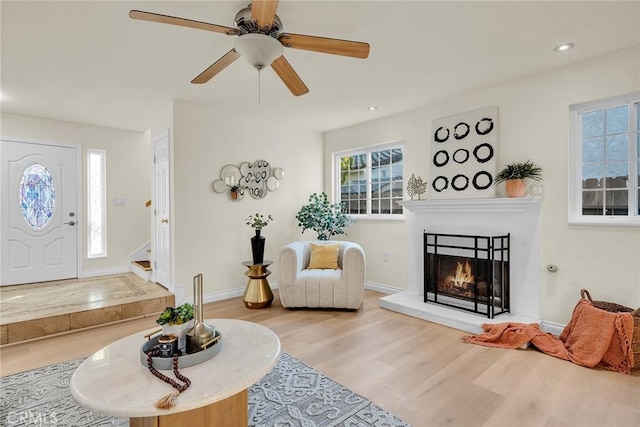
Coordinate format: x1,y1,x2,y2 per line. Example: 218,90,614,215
424,232,509,318
379,198,542,334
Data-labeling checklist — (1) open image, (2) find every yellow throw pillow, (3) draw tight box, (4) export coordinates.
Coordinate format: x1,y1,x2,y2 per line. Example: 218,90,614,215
308,243,340,269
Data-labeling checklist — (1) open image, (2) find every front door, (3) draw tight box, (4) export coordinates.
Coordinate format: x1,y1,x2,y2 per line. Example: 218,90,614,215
1,140,78,285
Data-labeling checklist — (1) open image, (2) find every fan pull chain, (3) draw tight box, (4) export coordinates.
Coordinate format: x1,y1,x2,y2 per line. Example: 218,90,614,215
257,66,262,105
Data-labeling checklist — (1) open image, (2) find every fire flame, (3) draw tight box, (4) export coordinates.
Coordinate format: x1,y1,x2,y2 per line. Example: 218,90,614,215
453,260,474,287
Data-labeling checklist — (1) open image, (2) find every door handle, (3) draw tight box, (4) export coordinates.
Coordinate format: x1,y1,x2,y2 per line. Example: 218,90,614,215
64,221,76,226
161,218,169,224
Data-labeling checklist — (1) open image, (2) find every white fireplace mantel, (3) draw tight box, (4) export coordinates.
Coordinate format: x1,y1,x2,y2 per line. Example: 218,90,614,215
381,197,543,334
398,197,541,213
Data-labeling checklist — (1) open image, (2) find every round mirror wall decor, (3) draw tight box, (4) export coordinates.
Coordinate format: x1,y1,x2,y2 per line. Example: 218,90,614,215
212,160,284,202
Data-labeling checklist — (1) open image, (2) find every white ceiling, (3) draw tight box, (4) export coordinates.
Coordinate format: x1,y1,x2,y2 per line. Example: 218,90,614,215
1,1,639,133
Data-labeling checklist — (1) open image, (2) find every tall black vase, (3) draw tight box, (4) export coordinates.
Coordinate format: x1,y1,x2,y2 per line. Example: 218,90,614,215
251,229,265,265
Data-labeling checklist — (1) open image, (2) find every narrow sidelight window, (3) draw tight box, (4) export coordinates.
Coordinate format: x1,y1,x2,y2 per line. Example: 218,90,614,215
87,149,107,257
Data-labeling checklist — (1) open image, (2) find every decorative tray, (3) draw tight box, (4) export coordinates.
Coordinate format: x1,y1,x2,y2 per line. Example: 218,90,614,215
140,330,222,370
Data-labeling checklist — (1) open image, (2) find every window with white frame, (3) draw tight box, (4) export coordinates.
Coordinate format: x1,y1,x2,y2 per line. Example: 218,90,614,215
87,149,107,257
569,93,639,225
335,142,404,217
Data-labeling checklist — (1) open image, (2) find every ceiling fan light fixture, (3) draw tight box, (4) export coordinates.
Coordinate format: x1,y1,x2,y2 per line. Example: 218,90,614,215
234,34,283,69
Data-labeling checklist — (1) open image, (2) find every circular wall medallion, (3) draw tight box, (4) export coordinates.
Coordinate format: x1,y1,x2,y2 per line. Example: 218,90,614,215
473,143,494,164
220,164,242,187
433,150,450,167
451,174,470,191
452,149,470,164
212,179,227,194
272,167,285,180
432,176,449,192
475,118,494,135
472,171,493,190
453,122,470,140
266,176,280,192
434,127,450,143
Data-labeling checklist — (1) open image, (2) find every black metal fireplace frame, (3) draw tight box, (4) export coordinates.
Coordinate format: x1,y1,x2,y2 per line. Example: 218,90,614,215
423,232,510,318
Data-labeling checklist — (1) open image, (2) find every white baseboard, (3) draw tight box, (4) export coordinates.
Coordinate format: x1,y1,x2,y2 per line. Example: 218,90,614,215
540,320,565,336
365,281,405,295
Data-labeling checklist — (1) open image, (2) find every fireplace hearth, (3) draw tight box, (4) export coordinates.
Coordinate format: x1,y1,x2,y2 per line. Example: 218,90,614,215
424,232,509,318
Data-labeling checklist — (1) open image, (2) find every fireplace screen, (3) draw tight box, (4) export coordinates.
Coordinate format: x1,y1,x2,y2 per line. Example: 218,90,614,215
424,232,510,318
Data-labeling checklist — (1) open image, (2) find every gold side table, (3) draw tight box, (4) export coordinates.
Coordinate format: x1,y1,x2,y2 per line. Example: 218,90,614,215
242,260,274,309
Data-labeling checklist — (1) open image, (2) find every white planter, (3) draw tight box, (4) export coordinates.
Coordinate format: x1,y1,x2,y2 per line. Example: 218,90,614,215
162,319,194,351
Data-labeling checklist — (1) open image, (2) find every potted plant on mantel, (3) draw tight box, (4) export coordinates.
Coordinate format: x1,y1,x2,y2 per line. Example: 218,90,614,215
296,192,353,240
494,160,543,197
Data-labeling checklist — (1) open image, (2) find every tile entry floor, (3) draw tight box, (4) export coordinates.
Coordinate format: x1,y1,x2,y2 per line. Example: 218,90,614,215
0,273,174,345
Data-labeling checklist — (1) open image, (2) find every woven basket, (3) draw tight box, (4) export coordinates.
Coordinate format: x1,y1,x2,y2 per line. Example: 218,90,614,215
580,289,640,370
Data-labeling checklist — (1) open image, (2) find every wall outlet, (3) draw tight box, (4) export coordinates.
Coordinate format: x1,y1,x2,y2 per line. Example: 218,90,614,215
383,251,390,262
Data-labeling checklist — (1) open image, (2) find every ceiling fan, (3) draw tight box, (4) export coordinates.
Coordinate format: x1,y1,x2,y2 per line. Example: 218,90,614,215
129,0,370,96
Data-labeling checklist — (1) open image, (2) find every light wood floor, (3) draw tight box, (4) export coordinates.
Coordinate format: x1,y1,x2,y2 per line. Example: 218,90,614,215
1,290,638,427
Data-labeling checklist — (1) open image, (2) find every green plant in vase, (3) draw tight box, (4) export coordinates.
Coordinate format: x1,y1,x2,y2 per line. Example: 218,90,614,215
156,303,194,350
245,213,273,264
494,160,542,197
296,192,353,241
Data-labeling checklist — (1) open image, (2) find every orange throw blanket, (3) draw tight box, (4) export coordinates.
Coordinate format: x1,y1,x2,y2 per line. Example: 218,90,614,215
462,299,635,374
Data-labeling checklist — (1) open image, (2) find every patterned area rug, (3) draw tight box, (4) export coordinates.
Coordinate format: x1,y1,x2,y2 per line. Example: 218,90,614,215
1,352,410,427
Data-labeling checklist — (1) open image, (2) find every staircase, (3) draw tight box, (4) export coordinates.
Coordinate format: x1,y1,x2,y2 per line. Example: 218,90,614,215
130,243,152,281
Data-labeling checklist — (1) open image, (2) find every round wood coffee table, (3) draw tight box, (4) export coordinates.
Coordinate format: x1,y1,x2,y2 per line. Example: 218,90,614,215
70,319,280,427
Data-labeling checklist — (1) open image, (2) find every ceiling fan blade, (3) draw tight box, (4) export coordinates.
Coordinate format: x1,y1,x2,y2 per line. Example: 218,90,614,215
251,0,279,29
271,56,309,96
191,49,241,84
279,33,370,59
129,10,237,35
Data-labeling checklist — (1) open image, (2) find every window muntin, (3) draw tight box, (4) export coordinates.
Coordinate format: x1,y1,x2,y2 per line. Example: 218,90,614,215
87,149,106,258
570,93,639,224
336,143,404,217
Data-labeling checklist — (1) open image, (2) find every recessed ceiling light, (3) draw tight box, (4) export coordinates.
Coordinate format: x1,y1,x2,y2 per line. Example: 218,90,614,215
554,43,574,52
367,106,377,111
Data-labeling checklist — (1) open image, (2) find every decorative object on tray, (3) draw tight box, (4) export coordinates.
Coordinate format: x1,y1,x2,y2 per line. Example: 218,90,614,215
406,173,427,200
246,213,273,264
494,159,543,197
186,274,217,354
296,192,352,241
211,161,285,201
141,329,222,370
155,303,194,351
141,275,222,409
430,106,498,199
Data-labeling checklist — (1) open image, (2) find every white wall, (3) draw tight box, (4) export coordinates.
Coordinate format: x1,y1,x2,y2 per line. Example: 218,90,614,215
1,113,151,275
171,101,323,300
324,46,640,325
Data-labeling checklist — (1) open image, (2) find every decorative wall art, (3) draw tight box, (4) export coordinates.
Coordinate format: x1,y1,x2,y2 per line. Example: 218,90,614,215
429,106,498,199
211,160,284,201
406,173,427,200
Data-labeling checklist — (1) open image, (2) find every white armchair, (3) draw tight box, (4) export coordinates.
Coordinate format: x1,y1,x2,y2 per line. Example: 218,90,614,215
278,241,366,309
